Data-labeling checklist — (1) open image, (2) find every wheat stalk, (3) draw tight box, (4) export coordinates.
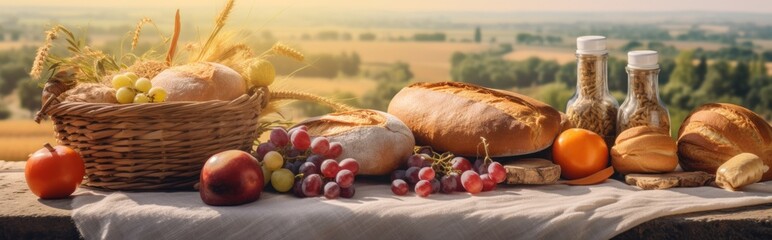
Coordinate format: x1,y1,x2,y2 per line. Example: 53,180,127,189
270,42,304,62
131,18,153,50
215,0,235,27
192,30,253,74
30,25,65,79
269,90,355,112
209,43,253,62
197,0,235,61
83,46,107,59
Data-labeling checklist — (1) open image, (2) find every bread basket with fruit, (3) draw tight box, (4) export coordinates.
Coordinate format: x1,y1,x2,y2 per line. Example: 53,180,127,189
31,2,352,191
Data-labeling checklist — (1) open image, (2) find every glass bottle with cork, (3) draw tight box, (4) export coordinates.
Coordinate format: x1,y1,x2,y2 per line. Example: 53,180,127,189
617,50,670,135
566,36,619,145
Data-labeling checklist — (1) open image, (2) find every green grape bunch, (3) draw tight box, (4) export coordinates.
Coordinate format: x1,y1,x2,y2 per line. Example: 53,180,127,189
111,72,168,104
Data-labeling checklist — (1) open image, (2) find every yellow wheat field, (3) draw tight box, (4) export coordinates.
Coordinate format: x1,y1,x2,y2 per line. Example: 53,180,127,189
0,120,57,161
299,41,489,82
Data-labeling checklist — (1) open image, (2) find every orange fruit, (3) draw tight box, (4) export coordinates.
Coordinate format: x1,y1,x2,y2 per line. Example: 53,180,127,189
552,128,609,180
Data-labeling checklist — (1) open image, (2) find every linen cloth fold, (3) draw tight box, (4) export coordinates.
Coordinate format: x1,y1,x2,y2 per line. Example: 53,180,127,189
71,180,772,240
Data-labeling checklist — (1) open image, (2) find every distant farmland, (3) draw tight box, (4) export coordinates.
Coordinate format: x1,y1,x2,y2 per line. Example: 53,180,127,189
0,120,56,161
298,41,489,82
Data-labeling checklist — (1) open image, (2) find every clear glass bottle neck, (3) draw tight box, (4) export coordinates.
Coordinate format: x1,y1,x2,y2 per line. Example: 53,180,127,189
626,67,661,101
575,53,610,99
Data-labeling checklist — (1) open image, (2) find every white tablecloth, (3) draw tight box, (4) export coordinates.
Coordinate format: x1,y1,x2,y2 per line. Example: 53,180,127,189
71,179,772,240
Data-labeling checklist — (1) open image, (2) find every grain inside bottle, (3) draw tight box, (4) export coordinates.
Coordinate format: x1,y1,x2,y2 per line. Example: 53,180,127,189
566,36,619,145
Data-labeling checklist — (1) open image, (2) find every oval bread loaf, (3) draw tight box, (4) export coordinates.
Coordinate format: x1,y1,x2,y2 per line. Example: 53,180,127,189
677,103,772,181
611,126,678,174
151,62,246,101
298,109,415,176
387,82,561,157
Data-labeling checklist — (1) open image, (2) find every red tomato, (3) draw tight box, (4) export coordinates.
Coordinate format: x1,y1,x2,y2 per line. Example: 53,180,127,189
552,128,609,180
25,144,85,199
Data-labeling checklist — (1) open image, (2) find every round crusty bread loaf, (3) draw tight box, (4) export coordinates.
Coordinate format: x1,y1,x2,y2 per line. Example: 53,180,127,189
151,62,246,101
611,126,678,174
677,103,772,181
387,82,561,157
298,109,415,176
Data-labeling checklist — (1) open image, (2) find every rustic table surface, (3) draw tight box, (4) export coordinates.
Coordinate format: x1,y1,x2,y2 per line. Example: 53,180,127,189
1,161,770,239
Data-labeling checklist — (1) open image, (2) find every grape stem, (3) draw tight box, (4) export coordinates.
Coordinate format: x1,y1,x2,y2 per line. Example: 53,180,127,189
414,146,457,176
477,137,493,165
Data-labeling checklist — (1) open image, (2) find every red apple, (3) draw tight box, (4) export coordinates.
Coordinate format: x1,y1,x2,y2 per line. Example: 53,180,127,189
199,150,264,206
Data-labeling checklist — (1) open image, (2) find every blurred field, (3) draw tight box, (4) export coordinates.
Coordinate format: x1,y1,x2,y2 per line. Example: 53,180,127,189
503,46,575,64
273,77,377,97
299,41,489,82
662,40,724,51
0,120,57,161
0,42,37,50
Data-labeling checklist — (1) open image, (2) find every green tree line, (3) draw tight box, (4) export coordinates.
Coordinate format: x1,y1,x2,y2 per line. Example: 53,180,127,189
516,33,563,45
0,47,41,119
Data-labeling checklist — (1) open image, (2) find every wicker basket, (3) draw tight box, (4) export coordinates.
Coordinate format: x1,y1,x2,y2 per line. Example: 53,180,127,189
38,86,269,191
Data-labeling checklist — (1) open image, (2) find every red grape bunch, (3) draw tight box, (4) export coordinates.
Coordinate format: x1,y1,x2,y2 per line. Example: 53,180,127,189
255,125,359,199
391,140,507,197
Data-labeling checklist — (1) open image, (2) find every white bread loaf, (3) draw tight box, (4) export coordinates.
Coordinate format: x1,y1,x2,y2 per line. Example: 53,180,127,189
298,110,415,176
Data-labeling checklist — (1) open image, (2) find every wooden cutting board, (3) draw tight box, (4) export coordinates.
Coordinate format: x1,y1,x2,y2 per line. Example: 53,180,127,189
504,158,561,185
625,172,715,190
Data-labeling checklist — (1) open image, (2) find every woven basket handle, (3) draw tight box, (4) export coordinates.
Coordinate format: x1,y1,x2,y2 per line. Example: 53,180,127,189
35,70,76,123
257,86,270,109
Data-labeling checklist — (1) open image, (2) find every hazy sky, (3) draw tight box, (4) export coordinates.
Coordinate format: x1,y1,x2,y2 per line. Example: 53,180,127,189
5,0,772,13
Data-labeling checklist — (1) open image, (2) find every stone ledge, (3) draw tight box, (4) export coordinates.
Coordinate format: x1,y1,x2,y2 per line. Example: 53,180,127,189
1,164,78,240
615,203,772,239
0,216,79,240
